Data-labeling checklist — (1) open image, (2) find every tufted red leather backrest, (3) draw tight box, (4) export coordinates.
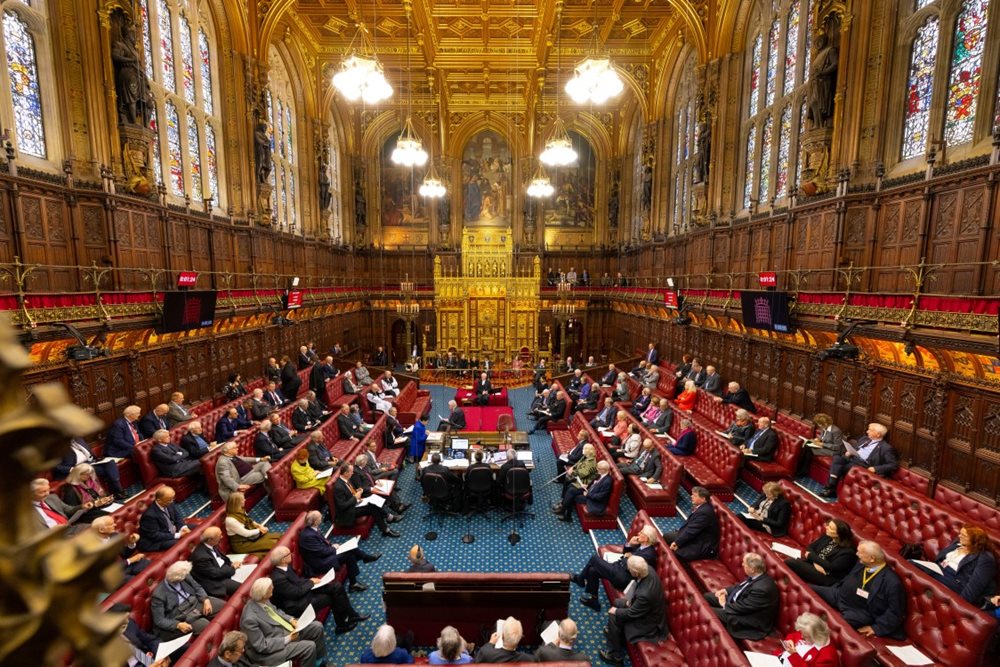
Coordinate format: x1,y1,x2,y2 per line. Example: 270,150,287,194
132,438,160,487
933,483,1000,536
324,373,347,404
113,484,163,536
684,420,742,488
395,382,417,411
273,513,308,572
779,481,833,547
771,429,804,474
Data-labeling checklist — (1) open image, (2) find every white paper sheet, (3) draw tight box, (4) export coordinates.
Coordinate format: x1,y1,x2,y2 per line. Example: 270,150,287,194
311,565,338,589
315,468,333,479
155,633,192,661
646,482,663,490
94,456,124,465
226,554,245,564
885,645,934,665
715,431,732,439
336,536,359,554
843,439,859,457
374,479,395,495
540,620,560,646
516,451,533,462
442,458,468,469
911,559,943,575
558,453,569,462
622,579,636,603
403,425,414,433
770,542,802,559
358,494,386,508
231,564,257,583
293,604,316,633
495,619,505,648
743,651,783,667
603,552,625,564
104,502,124,513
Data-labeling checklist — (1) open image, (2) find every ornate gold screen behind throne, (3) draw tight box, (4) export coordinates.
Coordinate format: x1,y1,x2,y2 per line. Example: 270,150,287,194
433,228,540,361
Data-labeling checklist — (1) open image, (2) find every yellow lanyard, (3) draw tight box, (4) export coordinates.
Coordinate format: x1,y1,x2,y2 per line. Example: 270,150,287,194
861,564,885,590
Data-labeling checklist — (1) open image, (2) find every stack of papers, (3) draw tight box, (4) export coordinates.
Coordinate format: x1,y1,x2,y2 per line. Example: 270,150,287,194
104,502,124,513
911,560,943,575
374,479,395,496
770,542,802,559
603,552,625,564
358,494,386,508
743,652,782,667
886,646,933,665
231,564,257,583
226,554,245,565
291,605,316,635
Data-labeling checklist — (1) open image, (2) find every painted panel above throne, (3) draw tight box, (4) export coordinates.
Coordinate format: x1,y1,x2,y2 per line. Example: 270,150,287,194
461,129,512,227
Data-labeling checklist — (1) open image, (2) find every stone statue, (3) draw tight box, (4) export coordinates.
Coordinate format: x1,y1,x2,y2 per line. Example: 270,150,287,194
254,123,272,184
354,178,366,229
695,118,711,183
807,33,839,128
111,18,151,126
608,174,620,228
318,161,332,211
437,194,451,225
640,160,653,212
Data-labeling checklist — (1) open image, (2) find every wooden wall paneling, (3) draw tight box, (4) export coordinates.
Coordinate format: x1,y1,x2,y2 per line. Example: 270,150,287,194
189,225,212,273
748,224,772,275
731,228,751,288
79,203,109,268
940,390,979,495
712,232,731,276
927,185,986,294
688,234,711,283
840,205,872,272
252,233,274,277
17,192,75,291
235,232,252,285
770,220,789,276
0,187,12,265
870,198,921,292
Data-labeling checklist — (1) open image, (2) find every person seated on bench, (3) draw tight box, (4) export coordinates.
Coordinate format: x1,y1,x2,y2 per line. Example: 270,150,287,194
609,423,641,462
599,556,668,666
631,388,654,419
225,491,281,556
555,460,612,523
137,485,190,551
291,448,331,492
645,399,673,435
774,612,839,667
719,409,755,447
353,454,408,515
821,423,898,498
534,618,589,662
254,420,295,460
666,419,697,456
674,380,698,412
528,390,567,434
270,546,368,636
784,518,857,587
662,486,719,561
811,540,906,639
337,404,366,441
240,577,328,667
574,382,600,413
150,560,224,640
366,384,393,415
574,524,659,610
714,381,757,413
557,430,590,479
911,525,997,605
429,625,472,665
590,397,617,430
738,482,791,537
440,400,466,432
620,438,662,481
299,510,380,592
476,616,534,663
189,527,241,599
406,544,436,573
150,429,203,479
740,417,778,461
612,374,630,403
473,372,493,406
704,552,780,641
332,461,402,538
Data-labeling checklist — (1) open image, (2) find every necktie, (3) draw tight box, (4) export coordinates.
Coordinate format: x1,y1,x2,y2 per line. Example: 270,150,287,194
162,506,176,534
39,502,68,525
264,604,294,631
747,430,763,450
344,478,357,494
129,422,140,443
636,452,648,468
729,577,754,604
172,583,191,602
270,392,278,404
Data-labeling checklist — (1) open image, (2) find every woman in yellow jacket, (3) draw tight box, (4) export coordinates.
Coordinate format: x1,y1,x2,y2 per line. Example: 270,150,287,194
290,447,330,492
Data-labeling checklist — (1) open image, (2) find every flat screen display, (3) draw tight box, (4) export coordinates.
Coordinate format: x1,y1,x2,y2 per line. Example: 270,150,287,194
740,290,795,333
160,290,217,333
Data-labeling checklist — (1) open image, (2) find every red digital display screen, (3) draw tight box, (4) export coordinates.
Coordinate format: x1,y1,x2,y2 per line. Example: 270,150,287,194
664,290,679,309
758,272,777,287
285,290,303,309
177,271,199,288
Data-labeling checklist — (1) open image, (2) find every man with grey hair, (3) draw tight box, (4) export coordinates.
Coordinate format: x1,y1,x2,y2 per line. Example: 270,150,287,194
190,526,240,598
105,404,143,458
150,560,223,640
216,440,271,502
821,422,899,497
811,539,906,639
30,477,90,535
704,552,779,640
298,509,380,592
354,360,373,387
291,398,320,432
475,616,533,662
599,556,668,666
149,428,202,478
269,545,367,635
574,523,660,610
207,630,247,667
534,618,588,662
90,514,149,582
254,419,292,460
240,576,328,666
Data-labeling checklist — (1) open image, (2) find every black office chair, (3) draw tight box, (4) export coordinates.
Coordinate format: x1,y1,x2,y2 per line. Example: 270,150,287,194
501,465,534,522
464,466,495,515
421,472,458,518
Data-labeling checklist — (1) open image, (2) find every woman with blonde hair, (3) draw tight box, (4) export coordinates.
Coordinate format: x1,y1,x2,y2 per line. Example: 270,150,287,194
739,482,792,537
775,612,838,667
225,491,281,555
60,463,115,523
674,379,698,412
429,625,473,664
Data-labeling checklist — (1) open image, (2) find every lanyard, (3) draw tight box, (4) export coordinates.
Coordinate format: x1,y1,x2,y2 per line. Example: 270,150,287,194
861,564,884,589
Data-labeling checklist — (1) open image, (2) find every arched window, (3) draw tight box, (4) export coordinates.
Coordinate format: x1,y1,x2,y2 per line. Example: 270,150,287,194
741,0,811,211
898,0,996,162
267,46,298,231
141,0,223,206
0,0,60,167
670,50,697,233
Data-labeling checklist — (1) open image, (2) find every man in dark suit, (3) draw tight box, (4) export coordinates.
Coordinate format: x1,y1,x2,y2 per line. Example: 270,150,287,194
476,616,535,663
91,516,150,582
105,405,143,458
264,357,281,383
373,346,388,366
646,343,659,365
440,400,466,432
646,399,673,434
253,421,293,460
305,431,337,471
556,430,590,478
528,390,566,434
332,462,401,537
337,404,364,440
166,392,194,428
558,460,613,522
599,364,618,386
298,345,314,370
268,411,307,448
566,369,584,399
269,545,367,635
55,436,125,497
150,429,203,479
361,440,398,481
473,372,493,406
262,381,287,408
179,420,213,460
139,404,171,440
740,416,779,462
248,389,271,420
189,527,240,598
279,357,302,400
309,355,338,400
683,361,708,389
384,407,408,449
822,423,899,497
352,453,407,514
704,552,780,640
304,390,329,421
600,556,668,666
298,510,378,591
629,388,653,418
342,373,360,395
619,439,662,480
291,398,320,431
662,486,719,561
138,486,190,551
575,524,660,610
812,540,907,639
716,381,756,413
214,407,245,443
422,452,462,509
702,365,723,395
590,398,617,429
534,618,589,663
206,630,248,667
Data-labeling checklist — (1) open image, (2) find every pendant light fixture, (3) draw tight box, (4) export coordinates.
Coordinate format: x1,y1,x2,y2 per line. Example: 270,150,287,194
331,4,392,105
391,6,427,167
540,9,577,167
565,11,624,105
527,163,555,198
419,155,446,197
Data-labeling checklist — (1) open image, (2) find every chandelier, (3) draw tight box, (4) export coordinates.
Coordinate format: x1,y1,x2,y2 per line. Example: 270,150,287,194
527,164,555,198
419,160,446,198
540,117,577,167
391,116,428,167
332,53,393,105
566,57,624,104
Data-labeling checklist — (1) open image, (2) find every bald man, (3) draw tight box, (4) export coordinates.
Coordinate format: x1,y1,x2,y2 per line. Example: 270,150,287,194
190,527,240,598
534,618,589,662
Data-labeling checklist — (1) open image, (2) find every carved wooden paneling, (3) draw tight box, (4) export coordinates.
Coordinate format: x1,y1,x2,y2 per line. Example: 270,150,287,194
188,225,212,273
871,198,922,292
928,185,986,293
79,203,108,267
791,211,835,290
18,193,74,291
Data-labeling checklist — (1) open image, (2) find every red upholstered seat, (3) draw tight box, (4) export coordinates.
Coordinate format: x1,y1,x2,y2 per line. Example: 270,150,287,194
742,429,803,492
133,438,199,501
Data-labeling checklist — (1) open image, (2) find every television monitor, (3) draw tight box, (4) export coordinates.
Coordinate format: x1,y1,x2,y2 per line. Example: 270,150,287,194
664,290,680,309
740,290,795,333
450,438,469,450
160,290,217,333
284,289,303,309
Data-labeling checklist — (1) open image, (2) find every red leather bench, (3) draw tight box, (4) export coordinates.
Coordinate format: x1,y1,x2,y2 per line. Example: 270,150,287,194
345,664,588,667
133,437,200,501
265,439,326,522
455,385,508,407
111,483,164,538
892,466,931,496
395,380,433,424
323,372,358,410
933,482,1000,536
661,414,742,500
575,436,624,531
741,427,804,493
616,414,683,517
687,499,877,667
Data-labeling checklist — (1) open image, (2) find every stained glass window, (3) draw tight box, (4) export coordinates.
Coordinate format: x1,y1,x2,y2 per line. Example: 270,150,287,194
776,106,792,198
288,168,297,227
285,106,293,158
943,0,989,146
140,0,153,79
205,123,218,202
276,100,285,159
157,0,174,92
3,10,45,158
759,116,774,202
164,100,183,196
804,0,813,76
150,108,162,185
198,28,212,114
916,0,934,9
744,128,757,209
187,111,202,201
765,20,780,107
783,1,800,95
178,16,195,104
749,33,762,117
901,17,939,159
267,47,298,230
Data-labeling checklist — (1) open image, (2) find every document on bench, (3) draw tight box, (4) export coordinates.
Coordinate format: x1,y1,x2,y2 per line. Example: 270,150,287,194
231,564,257,584
374,479,395,496
886,645,933,665
155,633,192,661
911,559,943,575
843,439,859,457
226,554,245,565
104,502,124,513
315,467,333,479
603,551,625,564
743,651,782,667
358,494,386,508
93,456,125,465
540,620,560,647
291,605,316,636
770,542,802,559
336,536,359,555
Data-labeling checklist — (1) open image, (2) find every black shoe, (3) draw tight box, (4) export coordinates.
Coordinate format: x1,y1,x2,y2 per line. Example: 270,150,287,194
351,613,371,622
398,503,411,512
335,621,358,634
820,487,836,498
349,582,368,592
599,649,624,665
551,505,564,515
362,552,382,564
570,573,584,587
388,514,403,523
558,513,572,523
580,595,600,611
383,529,401,538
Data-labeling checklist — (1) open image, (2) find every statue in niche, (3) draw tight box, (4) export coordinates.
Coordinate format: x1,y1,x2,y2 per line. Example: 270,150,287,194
807,33,839,129
354,177,367,229
111,18,152,126
608,171,620,228
318,161,332,211
254,122,272,184
695,117,711,183
640,159,654,213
